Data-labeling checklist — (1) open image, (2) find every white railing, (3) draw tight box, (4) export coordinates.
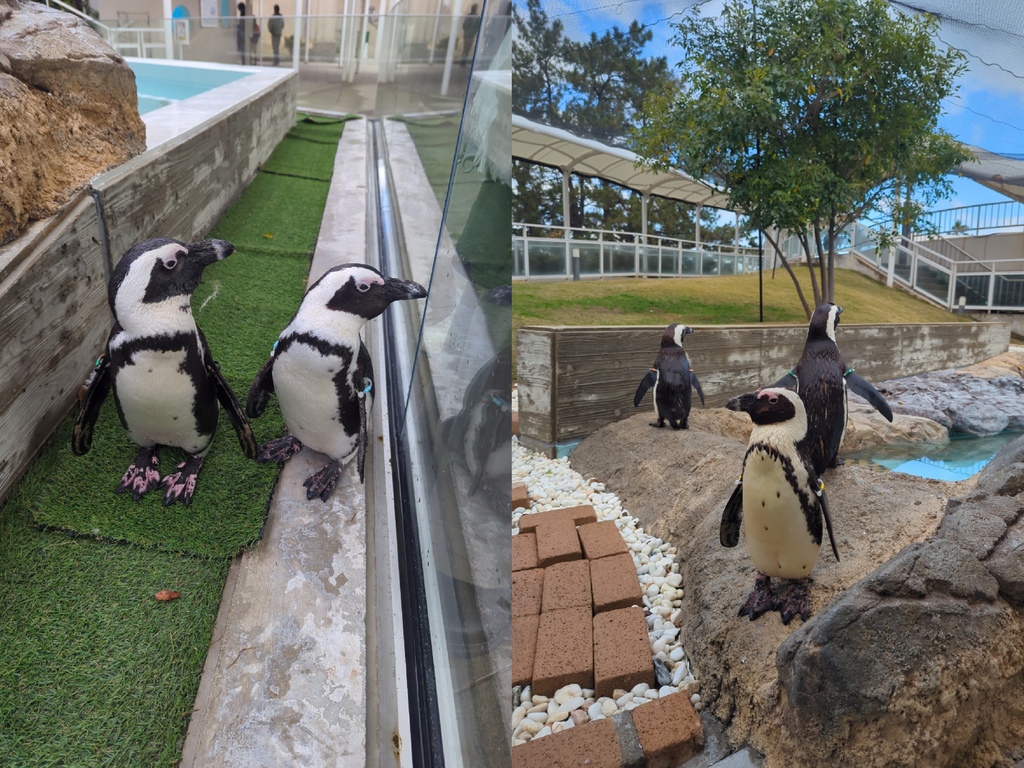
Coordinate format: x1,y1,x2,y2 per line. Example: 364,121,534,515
513,223,763,280
843,223,1024,312
44,0,169,58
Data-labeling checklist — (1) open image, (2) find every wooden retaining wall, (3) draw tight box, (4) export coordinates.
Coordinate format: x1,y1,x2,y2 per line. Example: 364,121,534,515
0,74,296,505
517,321,1012,455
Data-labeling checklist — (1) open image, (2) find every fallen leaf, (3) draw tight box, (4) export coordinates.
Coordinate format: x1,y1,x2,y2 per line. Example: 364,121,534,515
263,233,274,238
154,590,181,601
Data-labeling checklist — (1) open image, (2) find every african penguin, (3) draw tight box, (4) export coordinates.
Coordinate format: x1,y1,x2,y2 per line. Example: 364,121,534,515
72,238,257,506
634,324,705,429
246,263,427,502
720,387,839,624
773,303,892,475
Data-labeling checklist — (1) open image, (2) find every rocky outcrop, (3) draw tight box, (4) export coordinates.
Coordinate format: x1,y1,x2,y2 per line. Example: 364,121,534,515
0,0,146,245
570,409,1024,768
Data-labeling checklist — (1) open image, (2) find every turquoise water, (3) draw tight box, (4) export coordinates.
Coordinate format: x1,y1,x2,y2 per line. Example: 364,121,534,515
130,61,249,114
845,432,1023,482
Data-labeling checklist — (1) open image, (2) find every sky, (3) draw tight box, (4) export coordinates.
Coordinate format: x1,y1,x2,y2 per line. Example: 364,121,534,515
537,0,1024,213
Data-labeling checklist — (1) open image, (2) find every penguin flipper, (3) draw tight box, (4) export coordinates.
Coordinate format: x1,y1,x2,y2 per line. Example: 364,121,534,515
815,477,840,562
246,356,276,418
209,362,258,460
845,371,894,422
72,353,112,456
690,371,706,406
771,371,798,391
634,369,657,407
720,480,743,548
356,342,375,484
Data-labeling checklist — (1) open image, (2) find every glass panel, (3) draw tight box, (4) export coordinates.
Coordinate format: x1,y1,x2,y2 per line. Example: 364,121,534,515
720,255,736,275
954,274,989,306
604,243,636,274
993,275,1024,308
893,248,912,282
701,252,719,275
661,250,680,275
576,243,602,274
514,238,525,277
640,245,660,274
528,242,568,276
914,261,950,303
681,251,699,275
376,0,511,764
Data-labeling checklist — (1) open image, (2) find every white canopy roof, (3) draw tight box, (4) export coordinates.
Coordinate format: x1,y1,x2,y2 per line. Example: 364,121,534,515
957,144,1024,205
512,113,734,210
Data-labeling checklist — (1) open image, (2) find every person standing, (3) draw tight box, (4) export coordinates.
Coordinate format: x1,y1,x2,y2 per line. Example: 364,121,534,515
236,2,249,65
268,5,285,66
460,3,480,66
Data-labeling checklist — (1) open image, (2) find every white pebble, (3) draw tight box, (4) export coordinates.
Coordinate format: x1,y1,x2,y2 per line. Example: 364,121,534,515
554,684,581,705
600,698,617,717
557,696,585,714
535,725,552,739
631,682,650,697
669,646,685,662
517,718,542,736
616,692,634,707
521,686,532,705
659,685,678,697
667,572,683,588
588,702,603,720
691,693,702,705
511,706,526,729
547,710,569,723
672,664,687,686
644,689,659,700
527,712,547,723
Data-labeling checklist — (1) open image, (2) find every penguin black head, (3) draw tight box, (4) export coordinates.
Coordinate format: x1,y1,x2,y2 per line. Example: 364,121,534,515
314,263,428,319
662,324,694,348
807,303,842,344
727,387,804,427
109,238,235,322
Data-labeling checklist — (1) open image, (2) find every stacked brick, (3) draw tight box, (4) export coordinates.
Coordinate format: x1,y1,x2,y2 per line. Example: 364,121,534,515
512,499,704,767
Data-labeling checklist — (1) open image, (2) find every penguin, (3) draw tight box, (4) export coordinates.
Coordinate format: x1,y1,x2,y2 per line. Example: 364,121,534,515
772,303,893,474
720,387,839,624
246,263,427,502
72,238,257,506
634,324,705,429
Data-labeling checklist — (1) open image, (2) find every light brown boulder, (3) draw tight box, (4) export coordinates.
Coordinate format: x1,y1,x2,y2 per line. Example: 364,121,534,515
0,0,146,245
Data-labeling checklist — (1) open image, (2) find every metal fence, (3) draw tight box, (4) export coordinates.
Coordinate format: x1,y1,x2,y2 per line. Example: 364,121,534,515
916,199,1024,237
513,223,764,280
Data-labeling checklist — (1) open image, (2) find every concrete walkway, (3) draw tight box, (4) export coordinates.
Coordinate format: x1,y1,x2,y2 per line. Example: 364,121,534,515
180,118,374,767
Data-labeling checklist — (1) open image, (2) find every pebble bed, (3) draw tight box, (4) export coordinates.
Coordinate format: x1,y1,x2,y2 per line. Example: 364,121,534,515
512,433,702,747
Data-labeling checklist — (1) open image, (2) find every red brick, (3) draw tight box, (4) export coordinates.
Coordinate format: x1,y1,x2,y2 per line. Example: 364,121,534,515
541,559,592,613
532,606,593,696
512,613,540,688
632,691,704,768
535,518,582,568
590,553,643,614
512,717,621,768
518,505,597,533
513,568,544,617
593,607,654,698
513,533,539,572
513,482,531,512
577,520,630,560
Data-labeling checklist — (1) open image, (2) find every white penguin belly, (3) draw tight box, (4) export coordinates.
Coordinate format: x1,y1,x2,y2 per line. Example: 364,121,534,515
274,344,359,461
743,450,821,579
116,348,210,453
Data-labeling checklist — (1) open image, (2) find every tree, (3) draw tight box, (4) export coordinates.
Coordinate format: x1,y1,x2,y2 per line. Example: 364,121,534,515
632,0,972,317
512,0,569,124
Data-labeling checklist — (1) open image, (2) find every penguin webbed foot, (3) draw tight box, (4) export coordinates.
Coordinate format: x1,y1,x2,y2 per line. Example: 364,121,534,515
775,578,811,625
116,446,161,501
828,455,845,468
738,573,776,621
304,459,341,502
257,435,304,464
649,419,665,428
161,455,205,506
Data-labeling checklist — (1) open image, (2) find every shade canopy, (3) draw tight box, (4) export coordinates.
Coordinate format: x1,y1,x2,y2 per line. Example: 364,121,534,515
512,114,734,210
957,144,1024,205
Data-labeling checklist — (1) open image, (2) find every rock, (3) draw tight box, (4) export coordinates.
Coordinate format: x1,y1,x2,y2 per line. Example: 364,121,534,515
0,0,146,245
975,434,1024,497
653,658,672,687
862,539,999,602
842,399,949,452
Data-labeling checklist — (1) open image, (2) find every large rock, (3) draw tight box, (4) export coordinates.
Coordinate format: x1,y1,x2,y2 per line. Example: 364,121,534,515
0,0,146,245
569,411,1024,768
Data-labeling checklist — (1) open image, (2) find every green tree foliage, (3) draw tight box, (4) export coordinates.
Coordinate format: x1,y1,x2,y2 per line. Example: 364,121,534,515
512,0,569,124
632,0,972,316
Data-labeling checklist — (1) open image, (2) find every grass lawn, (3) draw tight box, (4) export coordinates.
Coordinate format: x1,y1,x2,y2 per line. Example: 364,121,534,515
512,268,960,374
0,115,347,766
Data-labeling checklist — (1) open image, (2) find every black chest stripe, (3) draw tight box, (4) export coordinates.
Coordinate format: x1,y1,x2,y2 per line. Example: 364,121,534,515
275,331,353,360
744,442,822,546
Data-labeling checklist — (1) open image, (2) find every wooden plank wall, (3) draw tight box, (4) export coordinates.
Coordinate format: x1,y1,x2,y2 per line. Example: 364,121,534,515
0,75,297,505
93,74,297,266
517,321,1012,451
0,192,110,502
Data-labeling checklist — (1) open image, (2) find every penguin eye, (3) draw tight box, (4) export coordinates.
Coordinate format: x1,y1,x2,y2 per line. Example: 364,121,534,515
356,281,371,293
768,394,779,404
163,258,177,270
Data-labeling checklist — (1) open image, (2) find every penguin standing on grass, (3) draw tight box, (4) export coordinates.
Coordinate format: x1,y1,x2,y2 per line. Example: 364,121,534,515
720,387,839,624
247,263,427,502
773,303,892,474
634,324,705,429
72,238,256,506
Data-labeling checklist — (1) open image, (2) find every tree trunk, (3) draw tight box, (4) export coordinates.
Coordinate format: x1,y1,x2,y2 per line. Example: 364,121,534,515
827,214,838,302
764,229,812,319
797,231,821,308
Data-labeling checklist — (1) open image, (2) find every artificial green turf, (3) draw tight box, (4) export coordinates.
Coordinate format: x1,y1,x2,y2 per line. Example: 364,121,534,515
0,114,344,764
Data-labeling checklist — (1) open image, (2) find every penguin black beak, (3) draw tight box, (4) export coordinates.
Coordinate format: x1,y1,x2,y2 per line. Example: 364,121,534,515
189,239,236,265
726,392,758,413
383,276,428,302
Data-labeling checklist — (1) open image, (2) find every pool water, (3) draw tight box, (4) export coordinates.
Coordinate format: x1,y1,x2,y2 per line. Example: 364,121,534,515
845,432,1023,482
130,61,251,115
